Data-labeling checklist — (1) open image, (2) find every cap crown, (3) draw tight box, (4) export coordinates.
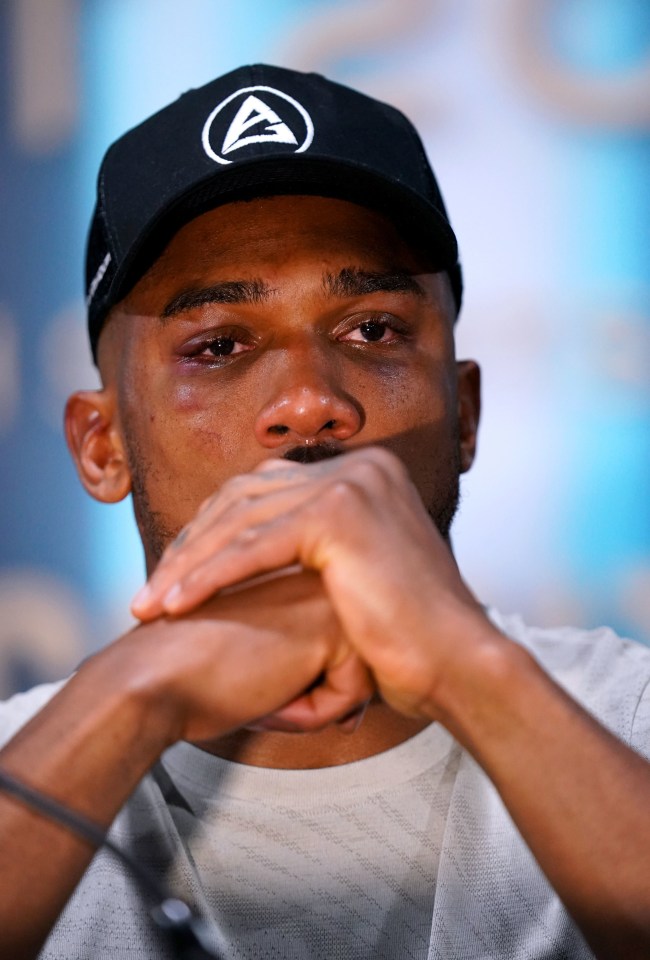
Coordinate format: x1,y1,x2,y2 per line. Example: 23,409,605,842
86,64,461,360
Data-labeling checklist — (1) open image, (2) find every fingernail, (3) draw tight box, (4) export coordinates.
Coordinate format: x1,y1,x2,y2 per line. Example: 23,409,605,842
350,711,366,732
131,584,153,610
162,583,181,610
337,706,367,734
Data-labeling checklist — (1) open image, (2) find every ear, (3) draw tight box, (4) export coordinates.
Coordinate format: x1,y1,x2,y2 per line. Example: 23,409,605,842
64,389,132,503
456,360,481,474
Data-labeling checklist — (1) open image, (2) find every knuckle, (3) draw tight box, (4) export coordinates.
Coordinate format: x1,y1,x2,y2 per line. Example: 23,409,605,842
355,458,386,487
223,492,254,517
366,445,407,478
234,525,259,545
324,478,367,512
341,448,404,493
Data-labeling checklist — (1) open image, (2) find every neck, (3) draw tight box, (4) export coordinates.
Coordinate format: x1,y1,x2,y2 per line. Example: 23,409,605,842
197,702,431,769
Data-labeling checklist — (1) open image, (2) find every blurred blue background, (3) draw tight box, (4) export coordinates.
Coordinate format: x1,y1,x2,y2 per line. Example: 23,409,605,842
1,0,649,695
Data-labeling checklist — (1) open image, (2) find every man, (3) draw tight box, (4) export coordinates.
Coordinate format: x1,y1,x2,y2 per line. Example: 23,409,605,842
0,64,648,960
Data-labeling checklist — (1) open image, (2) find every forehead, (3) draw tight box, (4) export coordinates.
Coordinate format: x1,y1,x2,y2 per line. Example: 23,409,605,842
133,195,439,292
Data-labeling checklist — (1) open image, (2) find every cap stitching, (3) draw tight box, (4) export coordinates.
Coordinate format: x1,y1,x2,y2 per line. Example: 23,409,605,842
86,252,112,307
97,147,123,261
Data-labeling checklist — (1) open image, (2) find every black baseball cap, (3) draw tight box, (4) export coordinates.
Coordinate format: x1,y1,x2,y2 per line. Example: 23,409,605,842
85,63,463,362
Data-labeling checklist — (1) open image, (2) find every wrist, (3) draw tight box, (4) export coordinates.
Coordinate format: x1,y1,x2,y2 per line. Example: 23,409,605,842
86,621,186,753
0,625,186,825
431,612,536,749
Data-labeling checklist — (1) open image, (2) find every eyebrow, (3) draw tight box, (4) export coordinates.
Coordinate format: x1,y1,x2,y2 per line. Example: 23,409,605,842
160,267,426,320
323,268,426,300
161,279,271,319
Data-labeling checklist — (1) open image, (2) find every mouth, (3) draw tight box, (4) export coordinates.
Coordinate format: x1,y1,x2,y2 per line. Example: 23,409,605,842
282,441,345,464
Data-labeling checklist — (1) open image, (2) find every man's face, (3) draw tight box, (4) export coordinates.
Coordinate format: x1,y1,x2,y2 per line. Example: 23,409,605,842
93,195,479,569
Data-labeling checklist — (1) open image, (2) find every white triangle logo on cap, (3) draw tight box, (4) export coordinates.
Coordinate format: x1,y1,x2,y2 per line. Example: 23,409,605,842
202,84,314,165
222,95,298,155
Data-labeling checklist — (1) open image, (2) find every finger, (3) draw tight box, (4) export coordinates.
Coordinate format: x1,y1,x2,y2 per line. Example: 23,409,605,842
336,703,369,734
250,654,374,733
250,702,369,734
149,452,356,582
132,481,320,619
142,447,400,618
134,449,388,618
159,495,324,615
140,470,302,568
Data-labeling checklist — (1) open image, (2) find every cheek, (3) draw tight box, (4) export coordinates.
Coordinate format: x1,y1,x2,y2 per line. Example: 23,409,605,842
140,373,268,496
171,383,225,444
369,359,459,497
363,356,454,428
167,380,247,463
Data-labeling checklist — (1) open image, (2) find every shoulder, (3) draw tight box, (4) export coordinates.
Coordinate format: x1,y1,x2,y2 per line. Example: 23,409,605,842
489,608,650,685
489,609,650,757
0,680,68,747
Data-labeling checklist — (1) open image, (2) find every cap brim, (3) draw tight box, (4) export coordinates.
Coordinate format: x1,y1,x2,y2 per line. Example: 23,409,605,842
108,153,459,308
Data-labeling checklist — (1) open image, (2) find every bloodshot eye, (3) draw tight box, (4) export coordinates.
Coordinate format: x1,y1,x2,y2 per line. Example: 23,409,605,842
177,327,254,365
338,315,408,346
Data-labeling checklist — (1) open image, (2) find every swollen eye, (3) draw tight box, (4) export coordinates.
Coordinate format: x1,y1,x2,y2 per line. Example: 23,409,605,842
359,320,387,341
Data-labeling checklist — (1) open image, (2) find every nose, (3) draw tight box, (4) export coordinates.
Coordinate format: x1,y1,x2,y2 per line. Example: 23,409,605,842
254,347,363,449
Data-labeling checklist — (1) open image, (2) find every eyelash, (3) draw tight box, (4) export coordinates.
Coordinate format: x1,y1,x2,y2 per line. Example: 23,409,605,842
177,326,255,364
339,314,410,345
178,315,411,366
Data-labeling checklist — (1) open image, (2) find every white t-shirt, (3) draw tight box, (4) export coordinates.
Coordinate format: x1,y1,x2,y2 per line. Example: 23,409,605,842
0,610,649,959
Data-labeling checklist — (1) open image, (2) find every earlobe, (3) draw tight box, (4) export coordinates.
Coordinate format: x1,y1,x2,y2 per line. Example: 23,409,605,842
456,360,481,474
64,390,132,503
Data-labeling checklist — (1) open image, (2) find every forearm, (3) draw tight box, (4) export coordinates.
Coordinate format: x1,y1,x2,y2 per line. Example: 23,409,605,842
0,571,343,957
0,646,177,958
437,624,650,960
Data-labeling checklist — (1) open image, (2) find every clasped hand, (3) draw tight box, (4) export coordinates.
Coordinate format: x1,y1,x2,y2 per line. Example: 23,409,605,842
131,447,488,733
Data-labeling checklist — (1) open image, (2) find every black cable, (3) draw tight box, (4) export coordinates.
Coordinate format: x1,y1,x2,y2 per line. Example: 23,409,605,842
0,767,222,959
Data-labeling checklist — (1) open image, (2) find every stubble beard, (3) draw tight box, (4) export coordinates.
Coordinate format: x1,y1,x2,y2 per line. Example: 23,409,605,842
126,438,462,573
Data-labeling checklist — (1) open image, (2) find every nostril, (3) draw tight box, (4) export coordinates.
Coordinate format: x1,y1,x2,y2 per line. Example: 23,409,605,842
268,420,338,437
